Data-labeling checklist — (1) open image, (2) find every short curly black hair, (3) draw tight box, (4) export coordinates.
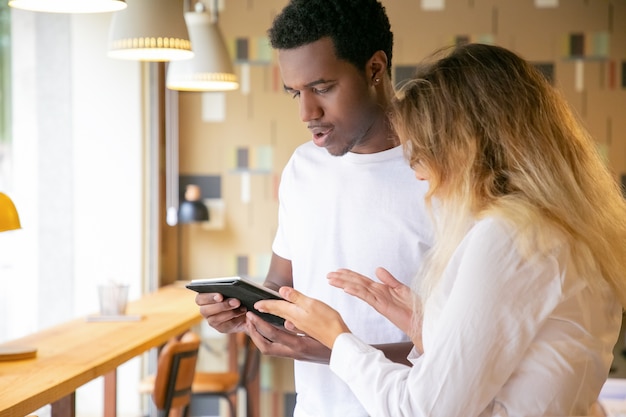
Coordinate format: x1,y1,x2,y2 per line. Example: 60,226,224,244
268,0,393,76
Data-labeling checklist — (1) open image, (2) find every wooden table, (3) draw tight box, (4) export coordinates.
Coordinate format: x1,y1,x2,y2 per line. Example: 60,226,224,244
0,283,203,417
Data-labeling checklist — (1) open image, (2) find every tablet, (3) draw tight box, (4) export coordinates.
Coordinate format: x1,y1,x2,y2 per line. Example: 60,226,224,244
186,276,286,326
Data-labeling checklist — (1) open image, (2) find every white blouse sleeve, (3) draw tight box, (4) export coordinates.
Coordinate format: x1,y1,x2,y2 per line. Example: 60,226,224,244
329,219,567,417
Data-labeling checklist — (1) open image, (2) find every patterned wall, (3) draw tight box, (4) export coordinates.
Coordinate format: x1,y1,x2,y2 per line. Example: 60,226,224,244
175,0,626,282
174,1,626,414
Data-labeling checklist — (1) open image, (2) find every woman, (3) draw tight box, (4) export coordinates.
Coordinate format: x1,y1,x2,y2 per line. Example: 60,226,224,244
254,43,626,416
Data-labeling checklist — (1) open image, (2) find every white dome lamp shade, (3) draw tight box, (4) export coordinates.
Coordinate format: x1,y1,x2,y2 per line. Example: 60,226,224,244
166,2,238,91
8,0,126,13
108,0,193,62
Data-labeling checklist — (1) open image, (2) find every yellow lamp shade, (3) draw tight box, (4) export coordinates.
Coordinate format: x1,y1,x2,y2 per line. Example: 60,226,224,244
0,192,21,233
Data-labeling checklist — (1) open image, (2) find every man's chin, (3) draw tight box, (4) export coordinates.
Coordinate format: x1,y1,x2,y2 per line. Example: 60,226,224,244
326,148,349,157
322,143,351,157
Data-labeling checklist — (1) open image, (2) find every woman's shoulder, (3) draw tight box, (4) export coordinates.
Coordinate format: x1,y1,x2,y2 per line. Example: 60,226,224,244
469,214,568,261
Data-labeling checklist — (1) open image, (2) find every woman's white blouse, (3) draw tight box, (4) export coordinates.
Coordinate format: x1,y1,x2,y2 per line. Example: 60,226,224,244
329,217,621,417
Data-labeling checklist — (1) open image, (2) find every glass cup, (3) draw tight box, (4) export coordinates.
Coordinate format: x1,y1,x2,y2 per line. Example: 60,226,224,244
98,283,129,316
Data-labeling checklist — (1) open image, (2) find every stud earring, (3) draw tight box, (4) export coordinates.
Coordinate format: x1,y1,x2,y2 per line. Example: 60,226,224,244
375,78,380,83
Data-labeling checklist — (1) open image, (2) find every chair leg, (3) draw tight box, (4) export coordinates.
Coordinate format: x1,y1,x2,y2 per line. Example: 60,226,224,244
224,394,237,417
156,406,186,417
170,406,184,417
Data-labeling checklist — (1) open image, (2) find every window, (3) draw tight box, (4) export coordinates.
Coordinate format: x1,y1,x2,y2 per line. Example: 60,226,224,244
0,11,146,415
0,2,11,191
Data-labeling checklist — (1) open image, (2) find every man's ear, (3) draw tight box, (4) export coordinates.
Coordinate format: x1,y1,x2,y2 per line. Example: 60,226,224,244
367,50,389,83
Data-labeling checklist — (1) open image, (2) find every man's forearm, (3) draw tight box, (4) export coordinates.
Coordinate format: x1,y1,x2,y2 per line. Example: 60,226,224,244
373,342,414,366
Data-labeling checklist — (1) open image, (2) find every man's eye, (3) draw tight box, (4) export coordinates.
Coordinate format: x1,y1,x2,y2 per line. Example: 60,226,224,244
314,87,330,94
291,91,300,99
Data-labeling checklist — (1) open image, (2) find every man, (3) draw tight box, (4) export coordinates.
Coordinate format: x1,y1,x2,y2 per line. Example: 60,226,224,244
195,1,432,415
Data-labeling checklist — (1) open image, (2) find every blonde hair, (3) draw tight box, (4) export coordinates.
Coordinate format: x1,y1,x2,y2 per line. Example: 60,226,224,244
392,43,626,307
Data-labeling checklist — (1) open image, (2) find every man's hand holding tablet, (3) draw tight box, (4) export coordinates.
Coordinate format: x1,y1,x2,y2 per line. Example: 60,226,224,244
186,276,287,326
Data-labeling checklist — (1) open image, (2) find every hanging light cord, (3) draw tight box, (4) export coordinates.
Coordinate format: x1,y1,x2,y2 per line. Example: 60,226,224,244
213,0,219,22
165,88,180,226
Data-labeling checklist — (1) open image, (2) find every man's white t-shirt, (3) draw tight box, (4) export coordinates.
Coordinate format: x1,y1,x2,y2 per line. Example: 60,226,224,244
273,141,433,417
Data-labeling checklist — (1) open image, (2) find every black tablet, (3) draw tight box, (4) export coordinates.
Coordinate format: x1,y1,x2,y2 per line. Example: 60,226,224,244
186,276,286,326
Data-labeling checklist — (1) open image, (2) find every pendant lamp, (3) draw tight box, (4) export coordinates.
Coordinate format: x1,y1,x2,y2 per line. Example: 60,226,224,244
8,0,126,13
178,184,209,223
108,0,193,62
0,192,37,361
176,184,207,281
166,1,238,91
0,192,21,233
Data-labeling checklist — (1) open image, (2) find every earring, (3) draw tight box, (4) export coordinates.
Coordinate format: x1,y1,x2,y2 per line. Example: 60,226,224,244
375,78,380,83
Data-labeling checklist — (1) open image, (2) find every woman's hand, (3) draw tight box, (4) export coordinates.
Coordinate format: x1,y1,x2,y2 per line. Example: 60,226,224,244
245,312,333,363
328,267,417,338
254,287,350,349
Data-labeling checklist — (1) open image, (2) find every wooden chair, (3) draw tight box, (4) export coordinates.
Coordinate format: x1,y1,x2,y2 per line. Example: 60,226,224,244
139,331,201,417
191,332,260,417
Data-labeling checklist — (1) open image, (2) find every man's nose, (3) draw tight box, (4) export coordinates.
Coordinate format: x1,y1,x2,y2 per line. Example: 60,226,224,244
299,92,323,122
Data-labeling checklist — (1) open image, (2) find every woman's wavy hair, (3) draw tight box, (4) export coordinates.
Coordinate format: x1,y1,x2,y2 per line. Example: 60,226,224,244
392,43,626,306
